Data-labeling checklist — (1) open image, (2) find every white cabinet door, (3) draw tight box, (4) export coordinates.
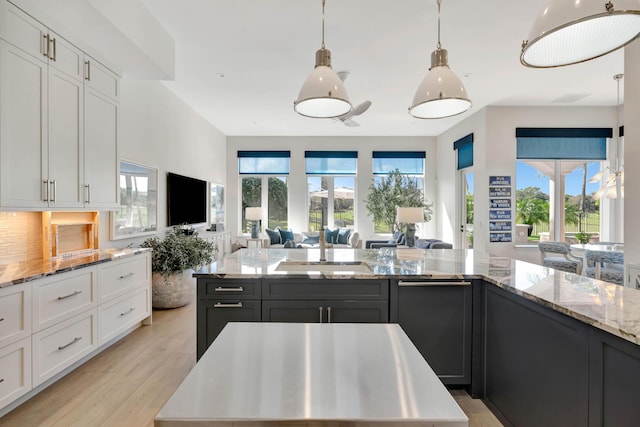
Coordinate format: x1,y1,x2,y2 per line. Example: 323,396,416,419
32,309,97,387
0,40,48,208
48,66,84,208
0,283,31,349
84,86,118,208
0,337,31,409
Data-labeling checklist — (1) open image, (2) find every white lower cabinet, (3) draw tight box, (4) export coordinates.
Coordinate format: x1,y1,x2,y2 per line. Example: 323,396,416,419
0,337,31,409
0,253,151,413
98,286,150,346
0,283,31,349
98,254,150,303
32,268,97,332
32,309,97,387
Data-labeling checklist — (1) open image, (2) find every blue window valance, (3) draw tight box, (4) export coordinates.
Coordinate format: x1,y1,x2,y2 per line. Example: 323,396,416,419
515,128,609,160
372,151,425,175
453,134,473,170
238,150,290,174
305,151,357,175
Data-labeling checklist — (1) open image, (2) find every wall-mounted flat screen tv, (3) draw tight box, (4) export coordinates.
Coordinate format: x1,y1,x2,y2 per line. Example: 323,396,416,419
167,172,207,226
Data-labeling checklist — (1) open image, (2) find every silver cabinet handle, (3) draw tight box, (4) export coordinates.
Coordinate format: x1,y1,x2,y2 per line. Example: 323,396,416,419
50,36,56,61
120,308,135,316
213,302,243,308
318,306,323,323
84,60,91,81
214,286,244,292
398,280,471,287
327,306,332,323
58,336,82,350
85,184,91,203
118,272,135,279
42,34,50,58
57,290,82,300
43,180,50,202
50,180,57,203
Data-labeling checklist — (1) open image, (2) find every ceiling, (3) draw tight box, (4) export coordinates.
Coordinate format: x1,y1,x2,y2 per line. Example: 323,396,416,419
22,0,627,137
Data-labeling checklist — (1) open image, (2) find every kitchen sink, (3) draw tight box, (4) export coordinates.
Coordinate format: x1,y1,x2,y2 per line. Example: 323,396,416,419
275,261,372,273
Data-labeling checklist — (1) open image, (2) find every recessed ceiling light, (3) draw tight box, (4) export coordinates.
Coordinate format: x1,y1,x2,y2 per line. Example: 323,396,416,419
216,73,225,78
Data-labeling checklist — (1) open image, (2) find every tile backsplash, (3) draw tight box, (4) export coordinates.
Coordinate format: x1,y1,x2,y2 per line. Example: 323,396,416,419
0,211,99,264
0,212,42,264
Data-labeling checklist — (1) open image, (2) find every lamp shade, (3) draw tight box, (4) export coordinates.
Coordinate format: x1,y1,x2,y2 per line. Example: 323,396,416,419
396,207,424,224
245,207,263,221
521,0,640,68
294,49,352,118
409,49,472,119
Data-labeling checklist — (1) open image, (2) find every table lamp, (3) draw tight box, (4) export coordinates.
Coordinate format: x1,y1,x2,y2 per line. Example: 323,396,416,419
396,207,424,247
245,207,263,239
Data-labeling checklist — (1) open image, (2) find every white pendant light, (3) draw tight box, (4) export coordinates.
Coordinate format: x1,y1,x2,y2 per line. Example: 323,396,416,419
294,0,352,118
521,0,640,68
409,0,471,119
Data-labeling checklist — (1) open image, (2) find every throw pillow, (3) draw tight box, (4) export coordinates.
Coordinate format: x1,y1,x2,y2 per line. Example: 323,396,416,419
325,228,339,244
301,234,320,245
265,228,281,245
337,228,352,245
283,239,295,248
391,230,403,243
278,229,295,244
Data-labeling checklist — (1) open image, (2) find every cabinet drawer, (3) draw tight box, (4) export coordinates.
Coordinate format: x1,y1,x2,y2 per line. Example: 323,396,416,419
0,283,31,348
98,254,150,303
98,287,150,346
33,268,97,332
84,56,119,100
32,309,97,387
0,336,31,409
199,279,261,300
262,279,389,300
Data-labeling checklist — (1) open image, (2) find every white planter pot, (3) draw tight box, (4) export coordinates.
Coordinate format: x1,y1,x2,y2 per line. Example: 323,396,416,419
151,269,195,309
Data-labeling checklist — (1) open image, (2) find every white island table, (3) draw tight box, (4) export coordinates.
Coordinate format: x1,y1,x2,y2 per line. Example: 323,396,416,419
155,322,468,426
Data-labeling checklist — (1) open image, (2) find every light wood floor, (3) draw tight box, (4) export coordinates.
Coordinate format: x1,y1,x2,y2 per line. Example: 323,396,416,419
1,299,502,427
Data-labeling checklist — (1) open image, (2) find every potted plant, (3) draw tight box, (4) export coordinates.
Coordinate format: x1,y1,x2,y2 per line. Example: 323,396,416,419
141,227,214,308
515,198,549,237
574,232,592,244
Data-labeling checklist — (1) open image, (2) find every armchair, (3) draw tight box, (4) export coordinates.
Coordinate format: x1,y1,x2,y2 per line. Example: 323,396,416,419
584,249,624,285
538,242,582,274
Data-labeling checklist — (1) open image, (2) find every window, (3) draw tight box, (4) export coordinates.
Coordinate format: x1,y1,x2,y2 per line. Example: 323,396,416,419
110,161,158,240
238,151,289,233
306,151,356,230
372,151,426,233
515,128,609,243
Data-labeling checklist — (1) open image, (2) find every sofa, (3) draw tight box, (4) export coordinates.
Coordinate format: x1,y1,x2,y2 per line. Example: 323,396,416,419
366,233,452,249
264,228,362,249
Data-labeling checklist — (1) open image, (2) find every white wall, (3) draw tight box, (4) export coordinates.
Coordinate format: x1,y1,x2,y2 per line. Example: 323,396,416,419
100,80,227,248
435,106,617,263
624,40,640,270
226,136,437,244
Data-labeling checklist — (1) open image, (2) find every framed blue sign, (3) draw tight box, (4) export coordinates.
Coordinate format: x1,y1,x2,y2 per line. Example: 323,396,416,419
490,199,511,209
490,209,512,220
489,176,511,186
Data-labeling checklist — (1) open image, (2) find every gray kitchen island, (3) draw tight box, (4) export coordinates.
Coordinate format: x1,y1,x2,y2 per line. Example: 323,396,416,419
155,322,468,426
186,247,640,427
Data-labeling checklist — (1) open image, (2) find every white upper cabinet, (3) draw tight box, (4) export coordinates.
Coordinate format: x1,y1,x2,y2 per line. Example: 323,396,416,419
0,0,119,209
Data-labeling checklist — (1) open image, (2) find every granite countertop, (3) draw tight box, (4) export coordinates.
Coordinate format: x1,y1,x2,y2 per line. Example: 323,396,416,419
194,248,640,346
0,247,151,288
155,322,468,426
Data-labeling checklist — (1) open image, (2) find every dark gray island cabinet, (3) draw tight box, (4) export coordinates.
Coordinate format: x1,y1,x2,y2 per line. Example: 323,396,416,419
196,275,470,387
194,247,640,427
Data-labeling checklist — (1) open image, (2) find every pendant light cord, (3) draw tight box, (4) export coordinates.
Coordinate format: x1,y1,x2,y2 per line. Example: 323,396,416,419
436,0,441,49
614,74,623,172
321,0,326,49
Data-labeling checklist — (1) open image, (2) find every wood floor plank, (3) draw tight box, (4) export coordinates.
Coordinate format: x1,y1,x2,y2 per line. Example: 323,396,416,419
0,298,501,426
